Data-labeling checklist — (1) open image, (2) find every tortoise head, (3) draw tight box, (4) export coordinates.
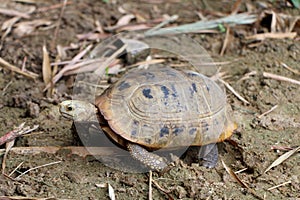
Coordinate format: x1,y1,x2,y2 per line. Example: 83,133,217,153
59,100,97,122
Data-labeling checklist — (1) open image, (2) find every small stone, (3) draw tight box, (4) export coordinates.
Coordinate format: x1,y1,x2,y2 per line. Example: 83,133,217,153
64,171,83,184
27,101,40,118
16,184,33,196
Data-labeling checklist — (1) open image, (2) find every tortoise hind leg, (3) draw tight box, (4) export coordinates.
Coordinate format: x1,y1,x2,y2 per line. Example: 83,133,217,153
127,143,168,172
198,143,218,168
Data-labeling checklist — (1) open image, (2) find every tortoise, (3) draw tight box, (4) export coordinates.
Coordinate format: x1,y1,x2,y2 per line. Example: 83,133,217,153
59,65,237,171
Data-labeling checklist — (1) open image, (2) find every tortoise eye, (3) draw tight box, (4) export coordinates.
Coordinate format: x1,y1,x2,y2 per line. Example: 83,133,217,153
67,106,74,111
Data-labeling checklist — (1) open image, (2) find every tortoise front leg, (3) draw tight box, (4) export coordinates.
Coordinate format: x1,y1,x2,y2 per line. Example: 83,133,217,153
128,143,168,172
198,143,219,168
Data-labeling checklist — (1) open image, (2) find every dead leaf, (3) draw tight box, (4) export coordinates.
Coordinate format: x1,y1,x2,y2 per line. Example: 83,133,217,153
95,183,108,188
1,6,35,40
13,19,52,37
108,183,115,200
62,58,108,75
42,45,51,85
44,44,93,91
2,140,15,174
76,32,110,40
264,146,300,173
0,7,31,18
116,14,135,26
56,45,67,60
107,64,123,75
1,17,21,31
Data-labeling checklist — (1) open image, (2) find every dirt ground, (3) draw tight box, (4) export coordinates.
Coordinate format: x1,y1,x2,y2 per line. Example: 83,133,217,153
0,0,299,199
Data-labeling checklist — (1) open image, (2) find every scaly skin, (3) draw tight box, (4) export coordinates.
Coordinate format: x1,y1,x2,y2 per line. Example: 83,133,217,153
59,100,169,171
127,143,168,171
59,100,97,122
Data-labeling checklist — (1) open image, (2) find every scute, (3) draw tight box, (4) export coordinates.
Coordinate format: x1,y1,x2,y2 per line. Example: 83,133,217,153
96,65,232,149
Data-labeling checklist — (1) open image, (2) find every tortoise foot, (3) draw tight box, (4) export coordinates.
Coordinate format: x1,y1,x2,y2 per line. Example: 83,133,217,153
198,143,218,168
128,144,168,172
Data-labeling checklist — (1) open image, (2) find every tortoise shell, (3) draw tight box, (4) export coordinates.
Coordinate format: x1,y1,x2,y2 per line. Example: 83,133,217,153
96,66,235,150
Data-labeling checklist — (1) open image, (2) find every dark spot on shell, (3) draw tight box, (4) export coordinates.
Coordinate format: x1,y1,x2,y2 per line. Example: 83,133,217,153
133,120,139,126
171,84,178,97
187,72,198,77
118,81,130,91
131,120,139,137
161,86,169,98
189,127,197,135
191,83,197,92
141,72,155,80
206,85,210,92
131,130,137,136
201,121,209,132
160,126,169,137
176,102,185,112
142,88,153,99
145,138,151,144
173,127,184,136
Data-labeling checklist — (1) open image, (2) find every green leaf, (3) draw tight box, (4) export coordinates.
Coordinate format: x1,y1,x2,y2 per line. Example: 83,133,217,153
291,0,300,8
105,67,109,76
218,24,226,33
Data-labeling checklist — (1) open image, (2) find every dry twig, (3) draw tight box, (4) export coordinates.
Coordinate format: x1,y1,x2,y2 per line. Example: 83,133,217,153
280,61,300,75
246,32,297,40
51,0,68,50
267,180,292,191
238,71,257,82
220,25,230,56
8,161,24,177
0,146,123,157
218,78,250,104
257,105,278,119
0,196,56,200
149,170,153,200
44,44,94,91
230,0,243,15
0,57,38,79
152,179,174,200
271,146,296,151
15,161,62,179
222,160,263,200
235,167,248,174
263,72,300,86
36,1,73,13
